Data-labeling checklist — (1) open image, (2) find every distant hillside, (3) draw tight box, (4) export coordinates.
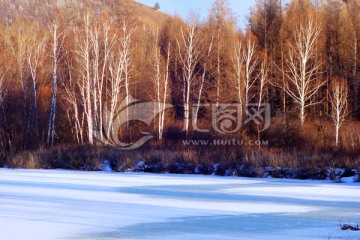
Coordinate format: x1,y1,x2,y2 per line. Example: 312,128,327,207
0,0,170,29
84,0,171,27
116,0,170,27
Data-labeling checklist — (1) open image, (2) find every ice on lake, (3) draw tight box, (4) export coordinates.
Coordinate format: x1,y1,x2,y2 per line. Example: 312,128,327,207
0,169,359,240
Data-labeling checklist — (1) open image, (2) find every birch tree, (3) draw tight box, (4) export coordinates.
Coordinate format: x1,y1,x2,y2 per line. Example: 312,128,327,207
62,58,84,144
283,21,324,125
74,13,94,144
47,21,64,147
256,60,269,148
89,19,116,142
107,38,125,139
232,40,244,106
329,78,349,147
176,17,202,135
153,35,171,140
258,61,269,110
193,35,214,128
120,21,135,133
73,13,128,145
159,45,170,140
243,38,259,107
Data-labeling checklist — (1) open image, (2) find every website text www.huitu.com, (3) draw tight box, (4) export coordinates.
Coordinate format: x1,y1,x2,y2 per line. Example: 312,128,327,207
182,139,269,147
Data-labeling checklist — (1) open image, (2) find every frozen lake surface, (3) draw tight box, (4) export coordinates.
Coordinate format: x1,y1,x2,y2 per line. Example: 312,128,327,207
0,169,359,240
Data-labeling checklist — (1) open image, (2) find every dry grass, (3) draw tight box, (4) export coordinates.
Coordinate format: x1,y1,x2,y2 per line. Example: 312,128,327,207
3,118,360,178
4,142,360,179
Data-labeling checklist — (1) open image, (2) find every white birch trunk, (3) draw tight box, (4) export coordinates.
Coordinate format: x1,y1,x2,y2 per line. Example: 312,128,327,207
47,22,62,147
176,17,202,135
282,21,325,125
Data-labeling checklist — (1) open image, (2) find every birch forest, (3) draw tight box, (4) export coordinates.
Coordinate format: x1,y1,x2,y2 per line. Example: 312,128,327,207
0,0,360,171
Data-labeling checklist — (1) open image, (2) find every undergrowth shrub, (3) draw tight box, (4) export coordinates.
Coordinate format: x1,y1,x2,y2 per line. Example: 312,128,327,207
3,118,360,179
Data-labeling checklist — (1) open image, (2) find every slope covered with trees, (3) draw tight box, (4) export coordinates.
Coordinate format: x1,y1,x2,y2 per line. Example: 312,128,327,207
0,0,359,176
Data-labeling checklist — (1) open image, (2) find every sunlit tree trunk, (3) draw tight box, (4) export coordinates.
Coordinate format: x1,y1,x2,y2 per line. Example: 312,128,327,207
243,39,259,107
329,78,349,147
107,47,124,139
74,13,94,144
47,21,63,147
119,22,134,134
282,21,324,125
194,36,213,128
257,61,268,149
176,16,202,135
62,59,84,144
153,33,171,140
160,44,171,140
106,23,133,139
258,61,268,110
231,39,244,128
89,20,115,142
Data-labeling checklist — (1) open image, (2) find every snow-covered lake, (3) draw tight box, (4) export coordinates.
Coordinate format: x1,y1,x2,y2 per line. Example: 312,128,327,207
0,169,359,240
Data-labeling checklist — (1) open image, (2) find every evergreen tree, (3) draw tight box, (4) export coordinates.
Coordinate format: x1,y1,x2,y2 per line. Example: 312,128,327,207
154,2,160,10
